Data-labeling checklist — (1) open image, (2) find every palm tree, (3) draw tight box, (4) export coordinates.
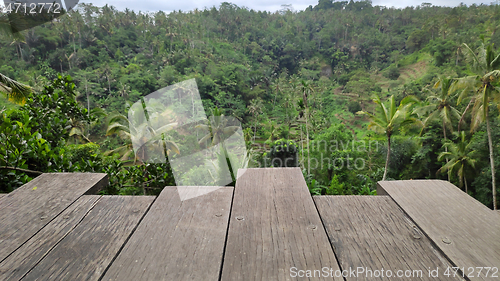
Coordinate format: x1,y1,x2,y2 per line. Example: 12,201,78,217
67,117,91,143
166,28,178,53
196,108,241,182
300,80,314,175
358,95,419,181
0,17,31,104
247,98,263,141
415,77,461,180
264,119,280,143
196,108,240,147
0,73,31,104
417,78,461,139
106,112,180,164
438,131,477,193
456,40,500,209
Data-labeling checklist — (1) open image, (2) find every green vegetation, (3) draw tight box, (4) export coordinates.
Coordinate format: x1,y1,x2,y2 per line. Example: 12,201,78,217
1,1,500,209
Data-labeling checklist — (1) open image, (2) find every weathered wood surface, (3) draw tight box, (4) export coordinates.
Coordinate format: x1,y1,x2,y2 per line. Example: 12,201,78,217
0,173,108,263
221,168,342,281
102,187,232,281
21,195,154,281
314,196,461,280
378,180,500,280
0,195,101,281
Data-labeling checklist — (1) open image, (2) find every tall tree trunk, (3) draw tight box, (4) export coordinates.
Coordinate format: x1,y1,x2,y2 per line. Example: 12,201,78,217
253,121,257,142
383,134,391,181
306,109,310,176
458,98,474,132
84,77,89,117
486,109,497,210
107,75,111,94
222,142,235,183
464,174,468,194
87,91,90,119
443,120,450,182
300,125,304,170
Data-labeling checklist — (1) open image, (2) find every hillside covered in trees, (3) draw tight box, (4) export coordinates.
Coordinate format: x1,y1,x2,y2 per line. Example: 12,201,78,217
1,0,500,209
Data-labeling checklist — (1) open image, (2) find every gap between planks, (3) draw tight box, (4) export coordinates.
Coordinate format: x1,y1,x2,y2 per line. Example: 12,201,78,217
221,168,343,281
101,186,233,281
0,173,108,265
314,195,463,281
19,195,154,281
378,180,500,281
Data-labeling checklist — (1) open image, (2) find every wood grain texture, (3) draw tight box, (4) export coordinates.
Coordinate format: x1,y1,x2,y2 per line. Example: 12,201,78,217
21,195,154,281
378,180,500,280
102,186,233,281
221,168,342,281
314,196,461,281
0,173,108,263
0,195,101,281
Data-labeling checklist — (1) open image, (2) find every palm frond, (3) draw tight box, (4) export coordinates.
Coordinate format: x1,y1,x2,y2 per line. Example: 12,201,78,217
155,122,178,135
106,122,131,136
107,113,129,124
0,73,31,104
462,43,484,73
195,124,209,131
164,140,181,155
222,126,240,135
0,14,26,41
491,52,500,70
198,133,212,146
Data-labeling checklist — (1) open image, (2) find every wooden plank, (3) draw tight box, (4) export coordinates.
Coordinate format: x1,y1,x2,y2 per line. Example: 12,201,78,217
102,186,233,281
0,173,108,263
0,195,101,281
314,196,461,281
221,168,342,281
21,195,154,281
378,180,500,280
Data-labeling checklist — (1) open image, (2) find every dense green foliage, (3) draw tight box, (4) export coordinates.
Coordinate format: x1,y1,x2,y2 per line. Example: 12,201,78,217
1,1,500,208
0,76,175,194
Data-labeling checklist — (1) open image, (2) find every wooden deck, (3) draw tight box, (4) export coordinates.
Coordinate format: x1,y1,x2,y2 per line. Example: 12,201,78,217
0,170,498,280
378,180,500,281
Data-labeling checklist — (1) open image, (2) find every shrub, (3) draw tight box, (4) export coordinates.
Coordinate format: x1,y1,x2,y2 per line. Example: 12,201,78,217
383,65,400,80
347,101,362,114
